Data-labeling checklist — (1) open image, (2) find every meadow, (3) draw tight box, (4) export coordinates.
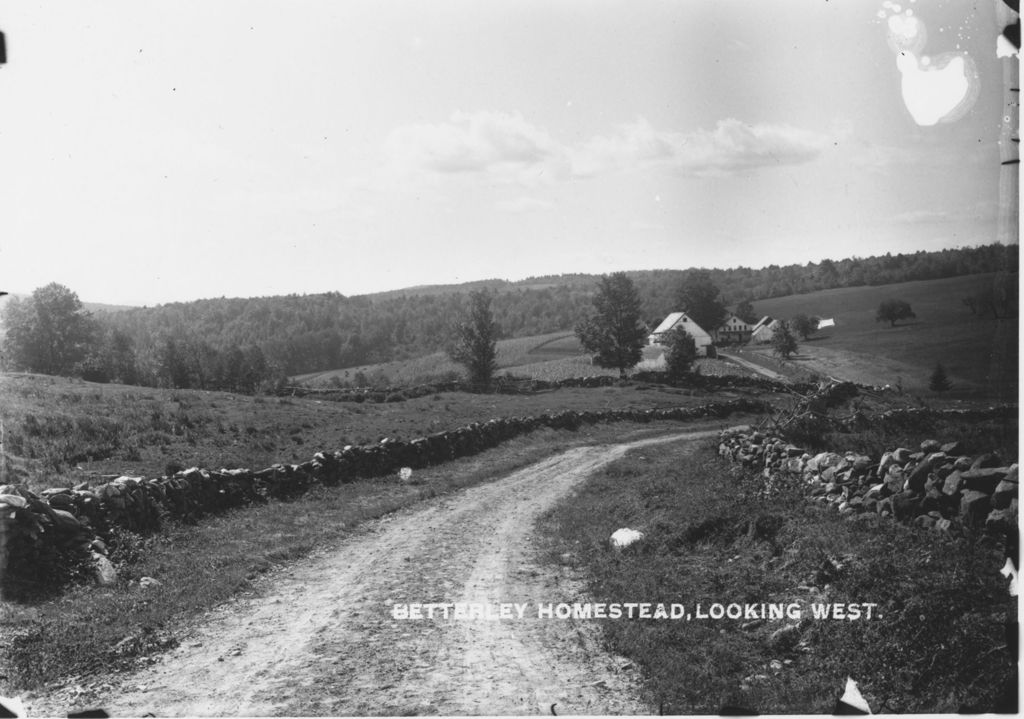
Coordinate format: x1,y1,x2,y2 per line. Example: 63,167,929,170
740,273,1017,400
0,372,756,493
538,438,1016,714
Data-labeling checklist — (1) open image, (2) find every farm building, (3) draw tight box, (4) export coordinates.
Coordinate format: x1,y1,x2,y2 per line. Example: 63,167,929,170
648,311,715,356
715,314,752,344
750,315,780,343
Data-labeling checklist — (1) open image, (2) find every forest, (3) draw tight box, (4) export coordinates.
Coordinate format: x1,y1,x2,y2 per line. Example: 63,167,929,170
1,243,1017,389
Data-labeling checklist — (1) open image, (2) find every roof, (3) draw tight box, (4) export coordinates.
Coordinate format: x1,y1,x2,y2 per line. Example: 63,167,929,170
750,315,775,332
652,312,687,334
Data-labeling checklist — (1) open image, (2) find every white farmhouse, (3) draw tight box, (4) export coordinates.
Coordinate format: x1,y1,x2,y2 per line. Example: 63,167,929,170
648,312,715,356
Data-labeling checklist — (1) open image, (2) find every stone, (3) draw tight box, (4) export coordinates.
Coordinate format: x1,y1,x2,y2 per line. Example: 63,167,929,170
914,515,937,529
139,576,162,589
892,492,923,521
877,452,896,477
940,441,963,455
93,552,118,586
985,506,1018,534
960,467,1009,494
992,480,1018,510
953,456,974,471
959,490,991,526
971,453,1003,470
942,471,964,496
934,518,954,534
892,448,912,464
920,439,942,453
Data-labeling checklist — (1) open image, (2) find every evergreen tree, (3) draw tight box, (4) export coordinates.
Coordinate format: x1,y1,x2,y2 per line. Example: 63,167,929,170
447,290,498,388
929,363,952,392
575,272,647,378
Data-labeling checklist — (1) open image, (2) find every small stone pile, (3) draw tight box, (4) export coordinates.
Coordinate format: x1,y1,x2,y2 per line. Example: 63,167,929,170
0,397,769,599
719,423,1018,536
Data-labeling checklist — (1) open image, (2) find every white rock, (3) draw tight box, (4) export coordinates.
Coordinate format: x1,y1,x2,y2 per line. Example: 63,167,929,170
609,528,644,548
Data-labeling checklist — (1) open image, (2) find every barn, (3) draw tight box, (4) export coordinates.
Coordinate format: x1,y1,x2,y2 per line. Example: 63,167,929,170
648,311,715,356
750,315,780,344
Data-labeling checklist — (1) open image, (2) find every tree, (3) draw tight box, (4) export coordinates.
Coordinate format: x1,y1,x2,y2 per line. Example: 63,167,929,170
674,270,727,334
929,363,952,392
1,283,96,375
734,299,758,325
447,290,498,388
876,299,916,327
771,320,798,359
662,326,697,379
575,272,647,378
791,313,820,340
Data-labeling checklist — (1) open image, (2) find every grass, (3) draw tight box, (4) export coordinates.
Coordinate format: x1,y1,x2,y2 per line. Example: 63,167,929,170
293,331,583,387
744,273,1018,400
0,372,774,493
0,421,732,695
537,438,1017,714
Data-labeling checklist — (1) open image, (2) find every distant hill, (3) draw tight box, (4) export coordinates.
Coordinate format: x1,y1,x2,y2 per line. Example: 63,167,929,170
2,244,1016,387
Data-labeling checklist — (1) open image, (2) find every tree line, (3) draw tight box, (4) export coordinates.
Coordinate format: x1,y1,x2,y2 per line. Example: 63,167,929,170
0,243,1015,388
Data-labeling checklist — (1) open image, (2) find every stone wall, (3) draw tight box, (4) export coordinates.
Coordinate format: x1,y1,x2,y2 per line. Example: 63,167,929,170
718,411,1018,537
0,398,768,599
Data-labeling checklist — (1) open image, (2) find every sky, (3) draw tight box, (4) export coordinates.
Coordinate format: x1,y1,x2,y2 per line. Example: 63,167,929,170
0,0,1017,306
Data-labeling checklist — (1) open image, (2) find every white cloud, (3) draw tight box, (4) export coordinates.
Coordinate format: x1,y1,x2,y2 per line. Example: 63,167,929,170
384,111,830,185
384,110,566,182
571,118,830,177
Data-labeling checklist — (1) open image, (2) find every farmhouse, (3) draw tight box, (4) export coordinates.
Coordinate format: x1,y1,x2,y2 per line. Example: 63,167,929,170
648,312,715,356
715,314,752,344
750,316,780,344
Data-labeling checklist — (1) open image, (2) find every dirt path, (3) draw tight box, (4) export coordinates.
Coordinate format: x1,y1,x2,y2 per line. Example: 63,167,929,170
717,351,788,382
31,430,717,717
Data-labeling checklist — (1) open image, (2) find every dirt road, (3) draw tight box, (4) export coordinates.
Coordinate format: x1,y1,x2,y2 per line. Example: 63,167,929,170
717,351,788,382
32,430,717,717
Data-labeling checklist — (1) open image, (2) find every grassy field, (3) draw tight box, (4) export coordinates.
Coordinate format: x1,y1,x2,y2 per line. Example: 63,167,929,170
538,437,1016,714
2,421,741,695
0,372,767,493
294,331,584,387
742,273,1018,400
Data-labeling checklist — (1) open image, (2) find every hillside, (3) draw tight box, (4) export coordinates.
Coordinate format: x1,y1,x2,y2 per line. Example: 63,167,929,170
741,273,1017,400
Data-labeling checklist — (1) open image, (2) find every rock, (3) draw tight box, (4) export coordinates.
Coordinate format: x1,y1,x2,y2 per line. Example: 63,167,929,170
971,453,1003,470
610,528,644,548
934,518,954,534
892,448,912,465
906,453,947,492
942,471,964,496
0,494,28,509
959,490,991,527
139,576,162,589
960,467,1009,494
767,624,801,652
877,452,896,478
920,439,942,453
940,441,964,455
992,479,1018,510
914,515,937,530
921,488,943,513
892,492,923,521
93,552,118,586
953,456,974,471
986,506,1018,534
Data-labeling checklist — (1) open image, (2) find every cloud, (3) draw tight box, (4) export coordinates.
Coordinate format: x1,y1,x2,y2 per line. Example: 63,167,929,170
495,196,554,213
571,118,830,177
384,111,830,184
384,110,565,182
